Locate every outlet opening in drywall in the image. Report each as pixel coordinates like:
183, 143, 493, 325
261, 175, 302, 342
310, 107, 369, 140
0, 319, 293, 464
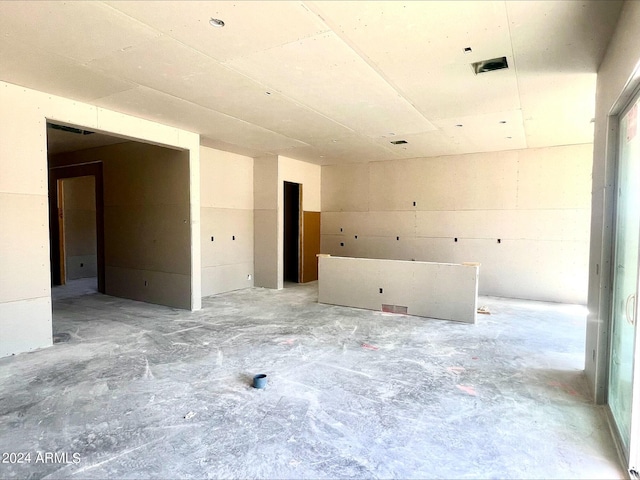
471, 56, 508, 74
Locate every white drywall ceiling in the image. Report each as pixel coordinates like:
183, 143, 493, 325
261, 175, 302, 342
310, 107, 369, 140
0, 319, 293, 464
0, 1, 622, 164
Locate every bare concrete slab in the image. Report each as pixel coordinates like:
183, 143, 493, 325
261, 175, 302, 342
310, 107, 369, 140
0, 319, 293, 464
0, 278, 624, 479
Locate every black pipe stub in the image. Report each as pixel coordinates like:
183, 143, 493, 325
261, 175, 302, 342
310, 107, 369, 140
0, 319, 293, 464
252, 374, 267, 389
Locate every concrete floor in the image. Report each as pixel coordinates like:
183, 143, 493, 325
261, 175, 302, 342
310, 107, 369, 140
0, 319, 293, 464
0, 279, 625, 479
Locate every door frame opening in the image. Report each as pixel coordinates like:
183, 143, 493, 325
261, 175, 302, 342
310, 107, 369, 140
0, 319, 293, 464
48, 163, 105, 293
283, 181, 302, 284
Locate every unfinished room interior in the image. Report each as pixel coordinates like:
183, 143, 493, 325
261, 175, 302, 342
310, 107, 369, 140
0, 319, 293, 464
1, 0, 639, 478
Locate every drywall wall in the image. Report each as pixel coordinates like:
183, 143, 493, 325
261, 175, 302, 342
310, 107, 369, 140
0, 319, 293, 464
254, 155, 321, 289
254, 155, 279, 289
200, 146, 254, 296
62, 176, 97, 280
586, 0, 640, 403
51, 142, 192, 309
318, 255, 479, 323
0, 81, 200, 358
321, 144, 592, 304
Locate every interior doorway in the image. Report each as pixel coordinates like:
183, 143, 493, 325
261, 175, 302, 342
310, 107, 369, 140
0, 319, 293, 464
48, 163, 105, 293
46, 121, 194, 310
57, 176, 98, 287
283, 181, 302, 283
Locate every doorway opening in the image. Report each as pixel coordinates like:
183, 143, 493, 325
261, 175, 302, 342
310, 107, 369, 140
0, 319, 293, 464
47, 122, 113, 295
53, 175, 100, 295
48, 164, 105, 295
47, 120, 194, 312
283, 181, 302, 284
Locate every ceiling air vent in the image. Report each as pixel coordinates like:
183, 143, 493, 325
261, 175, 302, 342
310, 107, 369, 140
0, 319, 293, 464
390, 140, 408, 145
471, 56, 508, 74
47, 123, 95, 135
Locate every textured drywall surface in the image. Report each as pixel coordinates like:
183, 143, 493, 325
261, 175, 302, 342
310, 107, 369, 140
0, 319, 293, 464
0, 85, 51, 357
321, 144, 592, 304
0, 279, 624, 479
586, 1, 640, 403
0, 81, 200, 357
253, 156, 279, 289
319, 256, 478, 323
200, 147, 254, 296
62, 176, 97, 280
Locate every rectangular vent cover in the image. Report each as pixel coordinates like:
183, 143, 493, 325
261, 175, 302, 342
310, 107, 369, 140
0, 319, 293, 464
382, 304, 408, 314
472, 56, 508, 74
47, 123, 95, 135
